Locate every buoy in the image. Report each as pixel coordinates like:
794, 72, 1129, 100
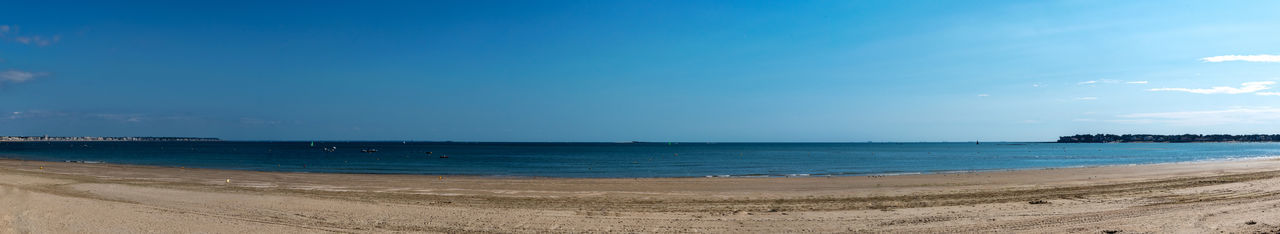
438, 176, 443, 180
226, 179, 231, 183
39, 166, 44, 170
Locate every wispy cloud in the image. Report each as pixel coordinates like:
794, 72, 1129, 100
14, 35, 59, 46
977, 94, 990, 97
0, 24, 60, 46
1148, 81, 1274, 95
1075, 97, 1098, 101
1112, 107, 1280, 125
5, 110, 294, 126
0, 69, 47, 85
1201, 54, 1280, 63
239, 117, 284, 125
1078, 79, 1142, 86
7, 110, 170, 123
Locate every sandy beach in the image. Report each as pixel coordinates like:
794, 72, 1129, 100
5, 158, 1280, 233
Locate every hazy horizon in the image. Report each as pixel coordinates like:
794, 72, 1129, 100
4, 1, 1280, 142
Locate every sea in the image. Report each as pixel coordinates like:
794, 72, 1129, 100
2, 141, 1280, 178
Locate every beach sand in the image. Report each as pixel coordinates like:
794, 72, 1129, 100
6, 159, 1280, 233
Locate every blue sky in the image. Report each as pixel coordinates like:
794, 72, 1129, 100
3, 1, 1280, 142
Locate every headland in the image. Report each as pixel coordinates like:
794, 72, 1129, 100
1058, 134, 1280, 143
0, 136, 221, 142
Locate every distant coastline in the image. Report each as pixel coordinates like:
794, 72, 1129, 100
0, 136, 220, 142
1057, 134, 1280, 143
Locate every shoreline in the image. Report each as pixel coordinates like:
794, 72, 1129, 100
6, 157, 1280, 199
8, 158, 1280, 232
10, 153, 1280, 179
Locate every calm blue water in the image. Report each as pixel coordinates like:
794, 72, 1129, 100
2, 141, 1280, 178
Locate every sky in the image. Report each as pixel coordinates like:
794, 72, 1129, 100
3, 1, 1280, 142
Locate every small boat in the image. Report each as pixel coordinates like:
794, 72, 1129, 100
361, 149, 378, 153
323, 147, 337, 152
439, 155, 448, 158
425, 151, 433, 154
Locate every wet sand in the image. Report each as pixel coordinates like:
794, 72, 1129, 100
5, 158, 1280, 233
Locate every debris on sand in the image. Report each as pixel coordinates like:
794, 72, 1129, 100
1028, 200, 1051, 205
1246, 220, 1257, 225
1101, 230, 1122, 234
